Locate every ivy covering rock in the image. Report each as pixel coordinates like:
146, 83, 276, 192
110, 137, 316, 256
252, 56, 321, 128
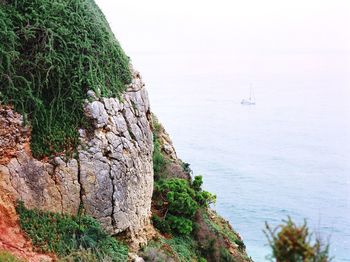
0, 0, 131, 158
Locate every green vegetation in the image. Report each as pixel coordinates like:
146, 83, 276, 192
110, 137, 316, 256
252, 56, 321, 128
149, 116, 252, 261
151, 117, 215, 236
152, 115, 167, 179
151, 116, 166, 179
152, 134, 166, 178
141, 236, 202, 262
152, 177, 215, 236
16, 201, 128, 261
0, 0, 131, 158
202, 211, 245, 250
163, 236, 199, 261
264, 217, 331, 262
0, 251, 23, 262
220, 248, 235, 262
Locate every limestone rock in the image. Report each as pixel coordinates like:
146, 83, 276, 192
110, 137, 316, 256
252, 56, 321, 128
0, 68, 154, 248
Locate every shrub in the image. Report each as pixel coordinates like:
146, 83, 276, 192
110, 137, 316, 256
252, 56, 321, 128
264, 217, 331, 262
155, 178, 198, 217
192, 175, 203, 191
195, 190, 216, 208
0, 0, 131, 158
192, 176, 216, 207
16, 201, 128, 261
153, 177, 216, 236
166, 215, 193, 235
152, 178, 197, 235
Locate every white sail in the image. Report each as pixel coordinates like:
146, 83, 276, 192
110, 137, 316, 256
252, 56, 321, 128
241, 85, 256, 105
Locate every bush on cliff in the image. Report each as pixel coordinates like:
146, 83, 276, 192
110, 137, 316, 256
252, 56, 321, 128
0, 0, 131, 158
16, 201, 128, 261
152, 177, 215, 236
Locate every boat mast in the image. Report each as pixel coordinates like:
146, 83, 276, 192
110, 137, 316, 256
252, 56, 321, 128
249, 84, 252, 101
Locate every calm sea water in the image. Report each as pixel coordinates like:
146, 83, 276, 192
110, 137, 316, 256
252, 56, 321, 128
132, 52, 350, 261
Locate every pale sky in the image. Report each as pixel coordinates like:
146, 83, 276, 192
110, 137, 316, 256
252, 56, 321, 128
95, 0, 350, 56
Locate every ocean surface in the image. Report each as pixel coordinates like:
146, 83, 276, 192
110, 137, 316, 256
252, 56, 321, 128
131, 52, 350, 261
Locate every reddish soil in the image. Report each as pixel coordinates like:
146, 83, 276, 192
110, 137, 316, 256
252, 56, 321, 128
0, 189, 53, 261
0, 105, 53, 260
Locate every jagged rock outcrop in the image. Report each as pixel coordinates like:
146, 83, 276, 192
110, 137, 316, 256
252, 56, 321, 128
157, 128, 177, 161
0, 69, 154, 248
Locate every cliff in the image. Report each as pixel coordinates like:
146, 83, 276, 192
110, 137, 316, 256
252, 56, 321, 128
0, 0, 251, 261
0, 68, 154, 250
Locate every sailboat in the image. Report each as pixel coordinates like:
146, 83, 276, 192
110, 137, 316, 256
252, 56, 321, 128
241, 85, 256, 105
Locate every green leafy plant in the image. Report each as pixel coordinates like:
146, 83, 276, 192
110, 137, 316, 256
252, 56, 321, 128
264, 217, 331, 262
152, 177, 215, 236
16, 201, 128, 261
192, 176, 216, 207
152, 178, 197, 235
156, 178, 198, 217
0, 0, 131, 158
195, 189, 216, 208
166, 215, 193, 235
192, 175, 203, 191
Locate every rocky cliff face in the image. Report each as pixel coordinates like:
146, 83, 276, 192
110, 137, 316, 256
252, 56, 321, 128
0, 69, 154, 249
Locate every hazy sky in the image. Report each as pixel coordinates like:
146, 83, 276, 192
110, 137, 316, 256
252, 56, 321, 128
95, 0, 350, 87
95, 0, 350, 55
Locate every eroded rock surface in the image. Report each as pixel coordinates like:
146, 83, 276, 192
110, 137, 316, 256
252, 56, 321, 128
0, 69, 154, 247
80, 69, 154, 241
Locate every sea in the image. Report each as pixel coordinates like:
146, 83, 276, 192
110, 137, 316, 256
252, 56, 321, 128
131, 52, 350, 261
